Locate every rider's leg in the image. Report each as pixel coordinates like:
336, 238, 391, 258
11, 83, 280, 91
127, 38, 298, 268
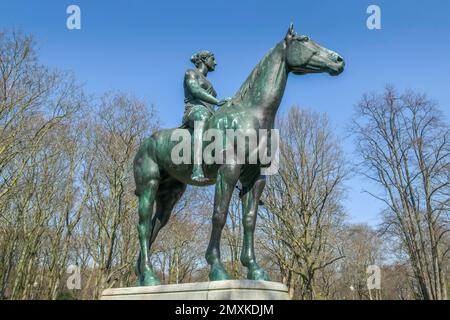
192, 120, 207, 181
190, 108, 211, 182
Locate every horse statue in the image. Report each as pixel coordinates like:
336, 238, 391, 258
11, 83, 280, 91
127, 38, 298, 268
133, 24, 345, 286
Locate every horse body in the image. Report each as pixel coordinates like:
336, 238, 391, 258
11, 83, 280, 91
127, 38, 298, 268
133, 25, 345, 286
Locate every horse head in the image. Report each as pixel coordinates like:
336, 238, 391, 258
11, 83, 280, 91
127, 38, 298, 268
285, 23, 345, 76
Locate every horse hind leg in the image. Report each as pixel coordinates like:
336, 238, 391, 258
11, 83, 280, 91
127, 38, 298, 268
135, 169, 186, 286
134, 152, 161, 286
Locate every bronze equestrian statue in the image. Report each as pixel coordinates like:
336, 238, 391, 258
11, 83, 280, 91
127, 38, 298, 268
133, 24, 345, 286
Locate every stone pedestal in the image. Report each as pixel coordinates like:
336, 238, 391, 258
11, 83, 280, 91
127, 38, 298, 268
100, 280, 289, 300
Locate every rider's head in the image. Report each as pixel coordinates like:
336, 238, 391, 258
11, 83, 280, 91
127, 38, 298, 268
191, 50, 216, 72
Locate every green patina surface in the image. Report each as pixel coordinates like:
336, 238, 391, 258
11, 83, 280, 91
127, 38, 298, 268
133, 24, 345, 285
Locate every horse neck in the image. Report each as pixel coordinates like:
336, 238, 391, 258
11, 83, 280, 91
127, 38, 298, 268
234, 41, 288, 129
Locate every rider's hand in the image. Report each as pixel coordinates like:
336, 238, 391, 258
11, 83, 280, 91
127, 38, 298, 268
217, 97, 232, 106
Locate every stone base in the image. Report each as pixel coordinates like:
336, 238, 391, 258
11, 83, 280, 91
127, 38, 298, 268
100, 280, 289, 300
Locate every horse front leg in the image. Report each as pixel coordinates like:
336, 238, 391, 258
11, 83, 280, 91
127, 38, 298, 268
240, 175, 270, 281
205, 164, 240, 281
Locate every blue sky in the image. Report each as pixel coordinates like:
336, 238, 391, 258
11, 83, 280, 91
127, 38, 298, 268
1, 0, 449, 226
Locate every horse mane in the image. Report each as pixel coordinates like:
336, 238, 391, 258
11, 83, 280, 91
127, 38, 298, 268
232, 45, 277, 104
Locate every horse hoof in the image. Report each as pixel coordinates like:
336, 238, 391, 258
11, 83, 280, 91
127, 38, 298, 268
141, 271, 161, 286
247, 267, 270, 281
209, 265, 231, 281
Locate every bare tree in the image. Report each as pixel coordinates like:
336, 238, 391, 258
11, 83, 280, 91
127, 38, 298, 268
0, 30, 86, 299
336, 224, 384, 300
81, 92, 158, 298
352, 86, 450, 300
260, 106, 347, 299
0, 31, 82, 203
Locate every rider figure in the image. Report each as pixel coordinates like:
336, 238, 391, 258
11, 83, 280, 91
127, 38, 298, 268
183, 50, 229, 183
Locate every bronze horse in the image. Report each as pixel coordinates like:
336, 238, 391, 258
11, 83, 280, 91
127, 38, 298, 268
133, 24, 344, 285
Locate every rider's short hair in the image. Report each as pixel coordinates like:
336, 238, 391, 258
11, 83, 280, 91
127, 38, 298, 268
190, 51, 214, 68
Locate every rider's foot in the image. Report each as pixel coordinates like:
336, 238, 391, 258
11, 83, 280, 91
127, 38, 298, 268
191, 166, 211, 183
191, 173, 211, 183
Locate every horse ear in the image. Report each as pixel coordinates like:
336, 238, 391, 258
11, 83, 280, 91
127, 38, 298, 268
285, 23, 295, 41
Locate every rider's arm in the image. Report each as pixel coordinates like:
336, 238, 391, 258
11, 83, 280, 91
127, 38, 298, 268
185, 71, 220, 105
